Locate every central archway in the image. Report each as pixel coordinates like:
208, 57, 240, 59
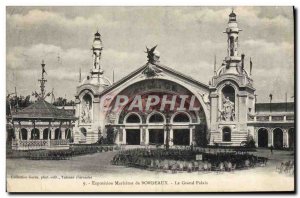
105, 79, 209, 146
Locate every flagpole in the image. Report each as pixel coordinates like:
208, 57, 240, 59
250, 57, 252, 75
285, 92, 288, 112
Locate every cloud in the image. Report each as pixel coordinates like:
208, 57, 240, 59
172, 7, 292, 28
243, 39, 293, 54
7, 9, 117, 30
6, 7, 294, 103
6, 43, 144, 97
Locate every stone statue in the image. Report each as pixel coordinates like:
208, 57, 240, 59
219, 96, 235, 121
142, 45, 162, 77
145, 45, 160, 63
81, 101, 92, 123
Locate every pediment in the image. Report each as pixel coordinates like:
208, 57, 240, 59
100, 62, 209, 97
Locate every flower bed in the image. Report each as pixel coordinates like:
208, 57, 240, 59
111, 148, 268, 172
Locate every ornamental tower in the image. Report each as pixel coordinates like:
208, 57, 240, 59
222, 10, 243, 75
74, 30, 112, 144
91, 31, 104, 75
209, 10, 256, 146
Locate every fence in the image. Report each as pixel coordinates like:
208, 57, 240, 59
11, 139, 70, 150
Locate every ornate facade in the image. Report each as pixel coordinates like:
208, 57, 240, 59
73, 11, 294, 148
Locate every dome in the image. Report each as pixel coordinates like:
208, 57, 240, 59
94, 31, 101, 37
229, 11, 237, 22
81, 74, 111, 87
229, 12, 236, 17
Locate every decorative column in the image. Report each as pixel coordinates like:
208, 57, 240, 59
283, 129, 288, 148
140, 126, 146, 146
268, 129, 273, 147
210, 93, 219, 131
51, 128, 55, 139
27, 129, 31, 140
190, 126, 195, 146
117, 127, 123, 145
39, 129, 43, 140
15, 127, 20, 140
145, 128, 149, 145
169, 128, 174, 146
62, 128, 66, 140
254, 128, 258, 147
164, 129, 167, 145
122, 127, 126, 144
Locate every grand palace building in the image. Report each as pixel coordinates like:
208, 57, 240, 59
9, 11, 294, 150
72, 11, 295, 149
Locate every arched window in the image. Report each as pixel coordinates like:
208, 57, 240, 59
222, 85, 235, 104
222, 127, 231, 142
173, 113, 190, 123
20, 128, 28, 140
43, 128, 51, 140
55, 128, 62, 140
31, 128, 40, 140
126, 113, 141, 123
65, 128, 72, 139
230, 36, 234, 56
257, 128, 268, 148
149, 113, 164, 123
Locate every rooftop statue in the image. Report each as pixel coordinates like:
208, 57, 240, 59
143, 45, 162, 77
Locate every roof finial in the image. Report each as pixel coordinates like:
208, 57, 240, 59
214, 54, 217, 76
36, 60, 49, 100
145, 45, 160, 63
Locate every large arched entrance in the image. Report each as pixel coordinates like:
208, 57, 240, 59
104, 79, 208, 147
148, 112, 165, 145
257, 128, 268, 148
172, 112, 191, 146
125, 113, 141, 145
288, 128, 294, 149
273, 128, 283, 149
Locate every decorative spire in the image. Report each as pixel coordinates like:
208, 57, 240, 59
79, 68, 82, 82
214, 54, 217, 75
229, 8, 236, 22
92, 30, 103, 75
34, 60, 51, 100
39, 60, 47, 98
250, 57, 253, 75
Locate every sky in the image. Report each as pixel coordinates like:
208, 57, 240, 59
6, 6, 294, 103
